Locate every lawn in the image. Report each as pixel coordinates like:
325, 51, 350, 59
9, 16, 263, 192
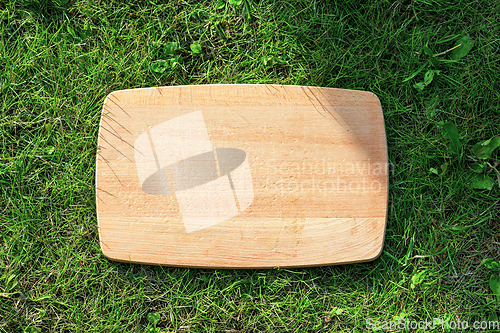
1, 0, 499, 331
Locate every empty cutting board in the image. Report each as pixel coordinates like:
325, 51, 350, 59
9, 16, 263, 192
96, 84, 388, 268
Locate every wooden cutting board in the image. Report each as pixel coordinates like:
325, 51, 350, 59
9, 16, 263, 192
96, 84, 388, 268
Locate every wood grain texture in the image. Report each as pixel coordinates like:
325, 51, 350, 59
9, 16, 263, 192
96, 84, 388, 268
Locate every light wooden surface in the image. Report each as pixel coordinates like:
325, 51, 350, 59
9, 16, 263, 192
96, 84, 388, 268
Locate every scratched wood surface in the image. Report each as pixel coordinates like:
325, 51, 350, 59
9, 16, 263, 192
96, 84, 388, 268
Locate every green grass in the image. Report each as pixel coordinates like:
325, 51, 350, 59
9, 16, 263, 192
1, 0, 499, 331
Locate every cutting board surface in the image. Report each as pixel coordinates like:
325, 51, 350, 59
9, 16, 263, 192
96, 84, 388, 268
